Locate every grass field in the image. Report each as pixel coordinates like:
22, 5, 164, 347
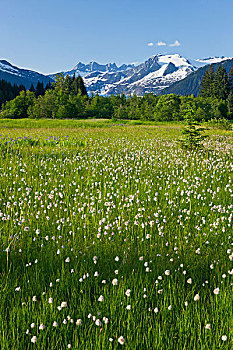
0, 120, 233, 349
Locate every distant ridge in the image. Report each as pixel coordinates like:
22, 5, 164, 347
160, 58, 233, 97
0, 60, 54, 89
0, 55, 232, 95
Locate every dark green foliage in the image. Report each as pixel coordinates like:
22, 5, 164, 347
199, 65, 215, 98
206, 117, 232, 130
180, 105, 207, 150
213, 65, 230, 100
1, 91, 36, 118
72, 74, 88, 96
228, 67, 233, 89
154, 94, 180, 121
1, 70, 233, 121
0, 79, 26, 106
227, 91, 233, 119
35, 81, 45, 97
29, 83, 35, 93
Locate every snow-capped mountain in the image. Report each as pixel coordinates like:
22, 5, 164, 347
0, 60, 53, 88
161, 58, 233, 97
0, 60, 53, 89
54, 54, 231, 96
1, 55, 232, 95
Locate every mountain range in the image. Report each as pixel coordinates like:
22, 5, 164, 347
0, 60, 52, 88
1, 54, 233, 96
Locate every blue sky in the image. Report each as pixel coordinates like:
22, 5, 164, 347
1, 0, 233, 74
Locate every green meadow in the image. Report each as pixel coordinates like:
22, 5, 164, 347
0, 120, 232, 349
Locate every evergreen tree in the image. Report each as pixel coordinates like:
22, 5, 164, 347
35, 81, 45, 97
45, 82, 52, 91
76, 75, 88, 96
227, 91, 233, 119
213, 65, 230, 100
228, 66, 233, 91
199, 65, 215, 98
0, 79, 26, 107
64, 75, 73, 94
29, 83, 35, 93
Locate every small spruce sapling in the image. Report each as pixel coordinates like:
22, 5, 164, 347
180, 105, 207, 150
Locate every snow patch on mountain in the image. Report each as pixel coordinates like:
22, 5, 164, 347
1, 54, 232, 95
71, 54, 232, 95
157, 54, 192, 67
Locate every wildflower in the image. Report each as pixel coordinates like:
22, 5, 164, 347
39, 323, 45, 330
67, 345, 72, 349
168, 305, 172, 310
76, 319, 82, 326
103, 317, 109, 324
112, 278, 118, 286
53, 321, 58, 327
154, 307, 159, 313
98, 295, 104, 302
205, 324, 211, 330
115, 256, 119, 261
31, 323, 36, 328
194, 294, 200, 301
95, 319, 102, 326
125, 289, 131, 297
165, 270, 170, 276
48, 298, 53, 304
213, 288, 220, 295
126, 305, 131, 310
61, 301, 67, 308
31, 336, 37, 343
187, 278, 192, 284
221, 335, 227, 341
118, 336, 125, 345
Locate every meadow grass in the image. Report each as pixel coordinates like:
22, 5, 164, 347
0, 121, 233, 349
0, 118, 177, 129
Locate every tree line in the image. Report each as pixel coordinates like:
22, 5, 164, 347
1, 67, 233, 121
0, 79, 52, 107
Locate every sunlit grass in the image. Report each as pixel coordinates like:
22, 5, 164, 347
0, 122, 232, 349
